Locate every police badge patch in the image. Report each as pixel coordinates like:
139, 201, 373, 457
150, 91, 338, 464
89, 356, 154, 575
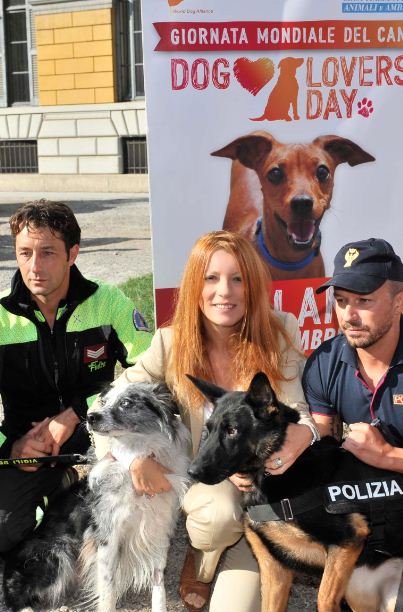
133, 309, 150, 332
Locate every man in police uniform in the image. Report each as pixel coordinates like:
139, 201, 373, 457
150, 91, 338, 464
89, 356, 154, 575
0, 199, 151, 553
303, 238, 403, 471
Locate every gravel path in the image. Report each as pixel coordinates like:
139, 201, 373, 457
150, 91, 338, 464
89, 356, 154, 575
0, 193, 317, 611
0, 193, 152, 290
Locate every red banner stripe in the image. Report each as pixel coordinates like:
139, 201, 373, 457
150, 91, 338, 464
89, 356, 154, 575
154, 21, 403, 52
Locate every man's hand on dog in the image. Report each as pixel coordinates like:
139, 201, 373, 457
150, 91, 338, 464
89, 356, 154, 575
343, 422, 394, 469
129, 456, 173, 497
265, 423, 313, 475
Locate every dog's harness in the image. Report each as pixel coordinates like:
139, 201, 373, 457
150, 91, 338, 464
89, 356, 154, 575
255, 218, 321, 272
247, 475, 403, 555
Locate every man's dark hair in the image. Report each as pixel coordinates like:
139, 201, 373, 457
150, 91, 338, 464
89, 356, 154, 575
9, 199, 81, 253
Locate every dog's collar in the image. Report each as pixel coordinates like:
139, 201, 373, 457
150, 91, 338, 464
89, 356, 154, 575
255, 218, 321, 272
247, 487, 323, 523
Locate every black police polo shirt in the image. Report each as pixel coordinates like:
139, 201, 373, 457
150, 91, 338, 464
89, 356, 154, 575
303, 317, 403, 447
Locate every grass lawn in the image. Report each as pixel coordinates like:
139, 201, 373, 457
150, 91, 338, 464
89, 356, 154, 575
119, 273, 155, 333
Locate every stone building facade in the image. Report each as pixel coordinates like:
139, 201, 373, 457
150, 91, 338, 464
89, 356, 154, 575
0, 0, 148, 192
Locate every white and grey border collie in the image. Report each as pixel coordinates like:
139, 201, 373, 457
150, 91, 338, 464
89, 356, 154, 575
4, 382, 191, 612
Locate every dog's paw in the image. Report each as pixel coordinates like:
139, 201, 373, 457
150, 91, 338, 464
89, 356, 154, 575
357, 98, 374, 118
151, 584, 167, 612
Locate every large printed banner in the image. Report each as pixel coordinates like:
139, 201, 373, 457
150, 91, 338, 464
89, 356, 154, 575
141, 0, 403, 352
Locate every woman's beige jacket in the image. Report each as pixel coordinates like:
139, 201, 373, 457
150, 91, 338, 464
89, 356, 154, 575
92, 311, 314, 458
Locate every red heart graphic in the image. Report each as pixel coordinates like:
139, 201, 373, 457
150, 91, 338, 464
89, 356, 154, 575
233, 58, 275, 96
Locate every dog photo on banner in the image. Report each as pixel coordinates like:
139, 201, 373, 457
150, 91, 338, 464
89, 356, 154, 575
143, 0, 401, 355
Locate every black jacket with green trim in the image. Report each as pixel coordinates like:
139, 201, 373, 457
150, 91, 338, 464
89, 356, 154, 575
0, 265, 151, 457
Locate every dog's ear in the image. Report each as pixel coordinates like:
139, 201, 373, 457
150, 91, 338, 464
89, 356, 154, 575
314, 135, 375, 167
153, 382, 180, 416
211, 132, 276, 170
245, 372, 278, 415
186, 374, 226, 405
278, 57, 304, 69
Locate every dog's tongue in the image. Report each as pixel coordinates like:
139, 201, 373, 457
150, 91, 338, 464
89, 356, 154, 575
288, 220, 315, 244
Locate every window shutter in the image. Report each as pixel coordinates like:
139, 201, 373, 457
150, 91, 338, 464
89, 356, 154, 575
0, 3, 7, 107
27, 3, 38, 105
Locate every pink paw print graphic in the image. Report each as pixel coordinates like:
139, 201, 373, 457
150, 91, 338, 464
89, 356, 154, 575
357, 98, 374, 118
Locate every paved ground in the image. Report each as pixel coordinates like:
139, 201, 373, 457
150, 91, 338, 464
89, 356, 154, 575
0, 193, 318, 611
0, 193, 152, 290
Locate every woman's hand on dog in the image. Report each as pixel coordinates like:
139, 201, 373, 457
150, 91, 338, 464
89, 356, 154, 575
229, 472, 254, 492
264, 423, 313, 475
129, 456, 173, 496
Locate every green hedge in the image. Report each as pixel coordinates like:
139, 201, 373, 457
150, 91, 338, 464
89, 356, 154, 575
119, 273, 155, 333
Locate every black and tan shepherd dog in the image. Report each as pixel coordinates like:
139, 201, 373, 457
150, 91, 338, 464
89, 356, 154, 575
188, 373, 403, 612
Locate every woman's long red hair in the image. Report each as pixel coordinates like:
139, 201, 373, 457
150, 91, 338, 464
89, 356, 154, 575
166, 231, 294, 410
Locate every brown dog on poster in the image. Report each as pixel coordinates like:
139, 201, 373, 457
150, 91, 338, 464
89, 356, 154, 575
212, 132, 375, 281
251, 57, 304, 122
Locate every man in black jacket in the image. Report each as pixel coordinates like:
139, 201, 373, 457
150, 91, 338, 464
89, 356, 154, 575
0, 199, 151, 553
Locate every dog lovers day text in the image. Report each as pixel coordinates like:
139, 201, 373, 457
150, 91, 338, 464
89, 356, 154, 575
170, 54, 402, 120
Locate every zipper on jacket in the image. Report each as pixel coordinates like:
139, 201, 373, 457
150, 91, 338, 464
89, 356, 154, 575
50, 328, 65, 412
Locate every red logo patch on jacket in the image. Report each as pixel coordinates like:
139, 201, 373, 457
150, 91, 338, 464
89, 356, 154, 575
393, 395, 403, 405
84, 344, 107, 363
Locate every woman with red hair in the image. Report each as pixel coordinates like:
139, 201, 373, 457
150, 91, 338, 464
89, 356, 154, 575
94, 231, 318, 611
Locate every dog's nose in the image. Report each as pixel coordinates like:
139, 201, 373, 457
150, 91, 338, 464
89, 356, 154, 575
87, 412, 102, 425
291, 195, 313, 216
187, 465, 201, 480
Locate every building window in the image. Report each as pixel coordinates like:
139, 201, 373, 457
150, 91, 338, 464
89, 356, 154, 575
0, 0, 37, 106
0, 140, 38, 173
117, 0, 144, 100
122, 137, 147, 174
5, 0, 29, 103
